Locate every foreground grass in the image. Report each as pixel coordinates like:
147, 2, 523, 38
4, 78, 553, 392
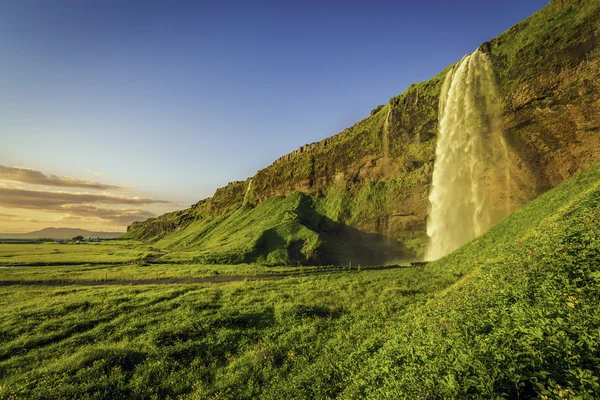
344, 165, 600, 398
0, 267, 433, 400
0, 260, 386, 283
1, 164, 599, 399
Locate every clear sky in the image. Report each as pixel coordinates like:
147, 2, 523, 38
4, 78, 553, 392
1, 0, 549, 233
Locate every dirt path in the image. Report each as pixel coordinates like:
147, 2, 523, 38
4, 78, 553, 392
0, 274, 288, 287
145, 250, 165, 263
0, 264, 416, 287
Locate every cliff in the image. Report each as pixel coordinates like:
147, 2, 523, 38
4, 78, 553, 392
123, 0, 600, 265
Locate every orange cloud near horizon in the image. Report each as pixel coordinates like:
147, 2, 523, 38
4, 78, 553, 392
0, 166, 176, 233
0, 165, 125, 191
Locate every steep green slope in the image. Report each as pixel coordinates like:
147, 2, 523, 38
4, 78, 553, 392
125, 0, 600, 264
154, 192, 410, 265
341, 166, 600, 399
2, 165, 599, 399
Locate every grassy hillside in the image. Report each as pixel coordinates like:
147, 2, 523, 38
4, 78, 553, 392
1, 162, 599, 399
150, 192, 410, 265
344, 162, 600, 398
124, 0, 600, 264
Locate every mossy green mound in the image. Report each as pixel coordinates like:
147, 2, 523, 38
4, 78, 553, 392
151, 192, 411, 266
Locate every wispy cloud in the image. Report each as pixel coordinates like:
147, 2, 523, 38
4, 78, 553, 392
0, 213, 18, 218
0, 188, 168, 225
0, 188, 168, 209
0, 167, 171, 228
0, 166, 123, 190
0, 213, 42, 223
0, 188, 163, 225
59, 205, 156, 225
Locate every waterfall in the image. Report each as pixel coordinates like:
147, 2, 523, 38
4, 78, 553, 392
382, 108, 391, 161
425, 50, 510, 261
243, 179, 253, 205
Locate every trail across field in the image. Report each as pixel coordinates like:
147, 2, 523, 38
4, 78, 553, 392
0, 264, 411, 287
0, 274, 278, 286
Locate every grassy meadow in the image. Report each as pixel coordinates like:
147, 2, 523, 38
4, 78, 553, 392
0, 242, 152, 266
0, 163, 599, 398
0, 241, 372, 283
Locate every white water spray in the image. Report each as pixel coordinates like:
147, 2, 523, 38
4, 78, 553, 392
425, 50, 510, 261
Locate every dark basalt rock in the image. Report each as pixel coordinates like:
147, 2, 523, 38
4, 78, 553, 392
478, 41, 492, 54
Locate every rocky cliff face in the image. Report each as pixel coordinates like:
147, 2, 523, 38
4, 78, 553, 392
492, 0, 600, 199
125, 0, 600, 263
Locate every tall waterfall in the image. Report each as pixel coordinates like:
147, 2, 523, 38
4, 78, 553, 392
425, 50, 510, 261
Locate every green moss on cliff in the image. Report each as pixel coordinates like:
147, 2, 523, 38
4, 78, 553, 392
154, 192, 413, 266
316, 168, 428, 242
491, 0, 600, 100
125, 0, 600, 266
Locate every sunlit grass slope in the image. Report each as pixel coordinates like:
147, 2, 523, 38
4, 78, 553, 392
342, 162, 600, 398
153, 192, 409, 266
0, 163, 599, 399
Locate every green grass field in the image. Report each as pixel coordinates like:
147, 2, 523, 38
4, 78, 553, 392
0, 241, 382, 283
1, 163, 599, 399
0, 241, 151, 266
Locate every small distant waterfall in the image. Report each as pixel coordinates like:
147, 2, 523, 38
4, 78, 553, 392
382, 109, 391, 161
425, 50, 510, 261
243, 179, 253, 204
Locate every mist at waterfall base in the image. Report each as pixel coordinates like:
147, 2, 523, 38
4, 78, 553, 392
425, 49, 511, 262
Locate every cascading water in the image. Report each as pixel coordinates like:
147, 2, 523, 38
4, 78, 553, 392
425, 49, 511, 261
243, 178, 253, 205
383, 108, 391, 162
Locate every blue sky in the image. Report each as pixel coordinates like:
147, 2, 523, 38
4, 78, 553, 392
0, 0, 549, 231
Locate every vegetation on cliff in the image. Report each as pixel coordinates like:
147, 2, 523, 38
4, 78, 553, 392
2, 161, 599, 399
2, 1, 600, 398
123, 0, 600, 266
